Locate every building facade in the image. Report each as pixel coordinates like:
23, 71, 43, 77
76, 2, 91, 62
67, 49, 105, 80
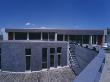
0, 28, 105, 72
6, 28, 104, 45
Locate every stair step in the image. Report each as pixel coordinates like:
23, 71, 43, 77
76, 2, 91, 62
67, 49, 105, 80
69, 43, 81, 75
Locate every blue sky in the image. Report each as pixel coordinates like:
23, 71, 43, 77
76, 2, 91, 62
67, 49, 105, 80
0, 0, 109, 29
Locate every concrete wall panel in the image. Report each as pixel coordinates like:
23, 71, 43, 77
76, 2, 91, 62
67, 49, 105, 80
0, 41, 68, 72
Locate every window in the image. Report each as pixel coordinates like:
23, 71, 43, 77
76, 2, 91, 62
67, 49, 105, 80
25, 48, 31, 70
83, 35, 89, 44
65, 35, 68, 41
49, 32, 55, 41
58, 55, 61, 66
15, 32, 27, 40
42, 48, 47, 68
29, 32, 41, 40
57, 47, 62, 66
50, 55, 54, 67
8, 32, 13, 40
97, 35, 103, 45
57, 34, 63, 41
50, 48, 55, 67
57, 47, 62, 53
69, 35, 75, 41
42, 32, 48, 40
75, 35, 82, 43
26, 56, 31, 70
50, 48, 55, 54
92, 35, 97, 44
25, 49, 31, 55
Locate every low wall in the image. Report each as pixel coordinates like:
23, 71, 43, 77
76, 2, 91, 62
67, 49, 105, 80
99, 52, 110, 82
0, 66, 75, 82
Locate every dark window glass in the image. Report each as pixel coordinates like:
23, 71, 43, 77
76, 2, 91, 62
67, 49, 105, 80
57, 34, 63, 41
50, 48, 55, 53
25, 48, 31, 70
15, 32, 27, 40
83, 35, 89, 44
26, 56, 31, 70
29, 32, 41, 40
97, 35, 103, 45
25, 49, 31, 55
42, 48, 47, 62
58, 55, 61, 66
42, 32, 48, 40
107, 29, 110, 34
50, 55, 54, 67
42, 48, 47, 68
49, 32, 55, 41
92, 35, 97, 44
69, 35, 75, 41
8, 32, 13, 40
65, 35, 68, 41
57, 47, 62, 53
76, 35, 82, 43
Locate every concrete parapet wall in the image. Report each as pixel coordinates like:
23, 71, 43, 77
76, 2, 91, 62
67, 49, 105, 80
0, 66, 75, 82
99, 52, 110, 82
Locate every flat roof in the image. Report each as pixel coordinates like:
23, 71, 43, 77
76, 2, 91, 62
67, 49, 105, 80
5, 28, 104, 35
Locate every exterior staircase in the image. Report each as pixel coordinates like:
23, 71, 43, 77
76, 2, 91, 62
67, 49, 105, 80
69, 42, 81, 75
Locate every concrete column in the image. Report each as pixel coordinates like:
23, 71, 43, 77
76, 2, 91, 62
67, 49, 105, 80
103, 35, 106, 43
47, 48, 50, 69
5, 32, 8, 40
13, 32, 15, 40
55, 32, 57, 41
41, 32, 42, 41
89, 35, 92, 45
54, 48, 57, 68
103, 29, 107, 43
27, 32, 29, 40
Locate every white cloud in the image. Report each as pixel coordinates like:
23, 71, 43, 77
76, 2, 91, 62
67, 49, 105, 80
25, 22, 31, 26
40, 26, 46, 29
25, 22, 36, 27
